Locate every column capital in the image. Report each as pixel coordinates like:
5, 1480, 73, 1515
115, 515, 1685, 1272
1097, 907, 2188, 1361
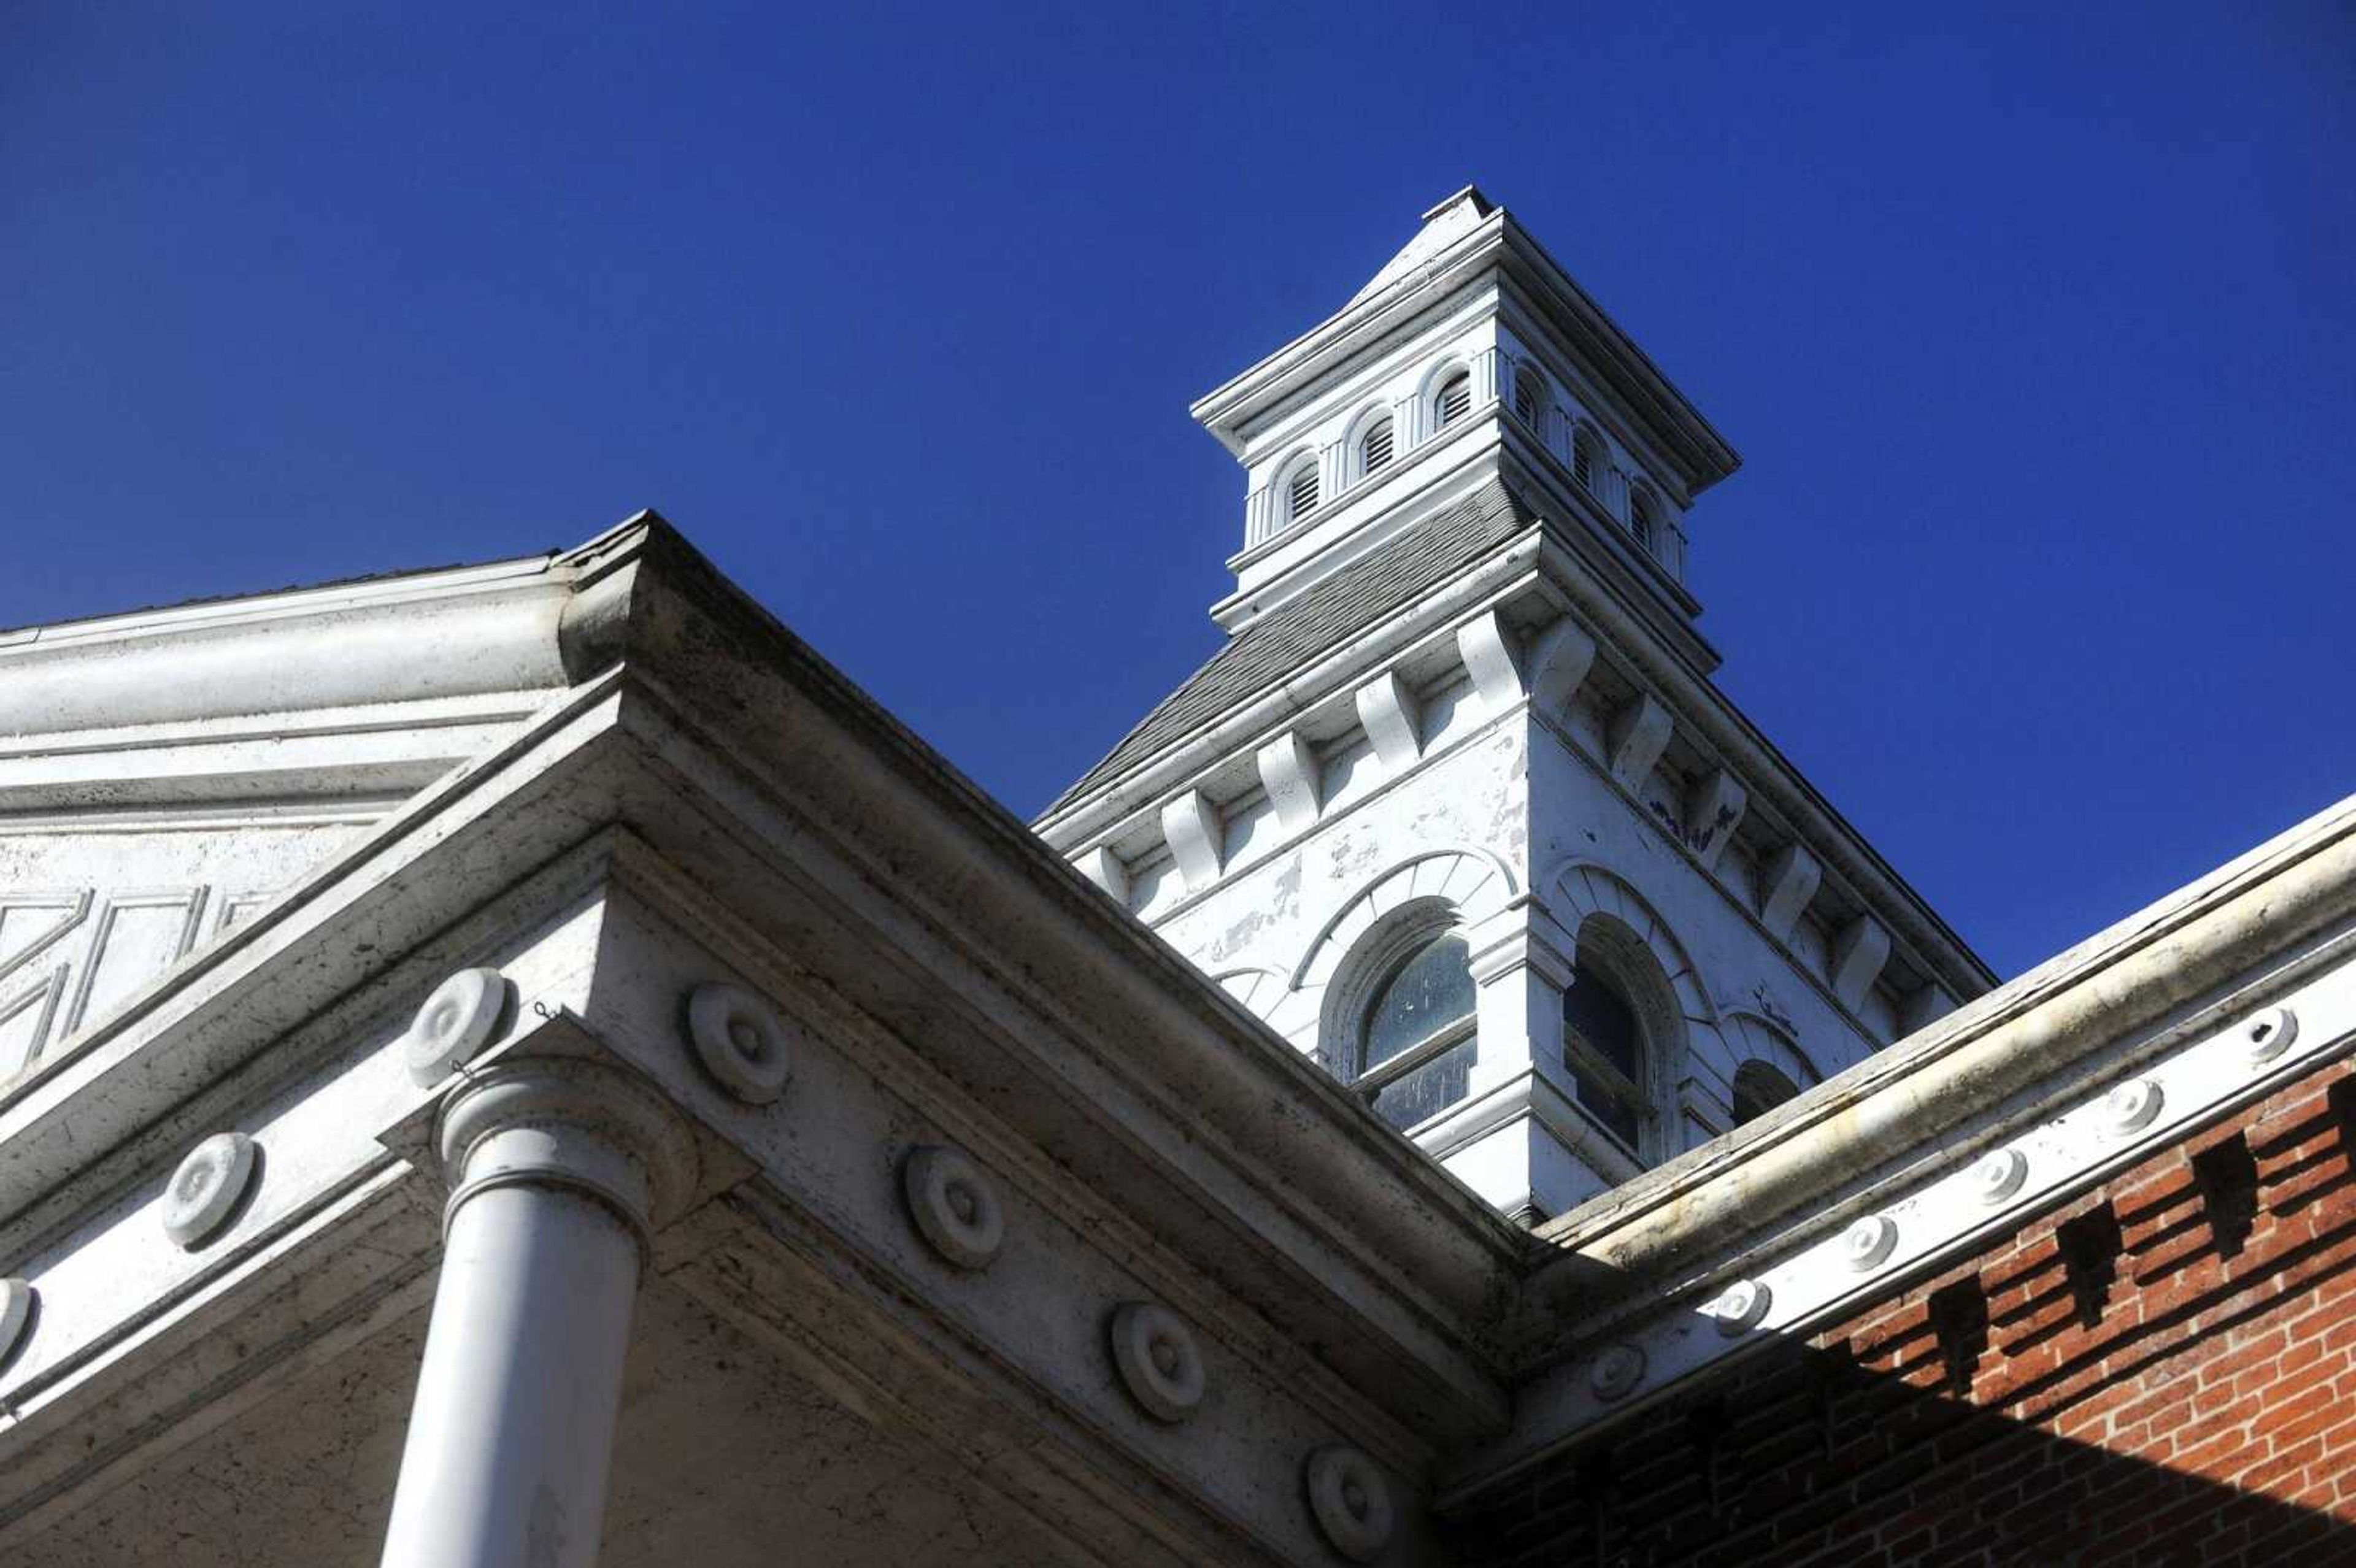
435, 1056, 703, 1242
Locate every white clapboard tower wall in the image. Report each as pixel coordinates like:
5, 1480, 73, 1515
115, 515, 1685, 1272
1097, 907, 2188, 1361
1036, 186, 1993, 1222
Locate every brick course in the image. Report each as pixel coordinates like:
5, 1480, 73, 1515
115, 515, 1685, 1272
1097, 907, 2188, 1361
1452, 1061, 2356, 1566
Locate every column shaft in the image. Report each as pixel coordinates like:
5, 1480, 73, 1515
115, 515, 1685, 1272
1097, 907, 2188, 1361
380, 1182, 644, 1568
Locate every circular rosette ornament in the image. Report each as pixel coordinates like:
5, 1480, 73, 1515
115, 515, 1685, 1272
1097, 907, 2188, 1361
162, 1132, 259, 1250
1304, 1446, 1395, 1563
2101, 1078, 2164, 1140
1704, 1279, 1772, 1337
2242, 1006, 2297, 1066
1841, 1213, 1898, 1272
403, 967, 512, 1086
1970, 1147, 2028, 1205
685, 983, 793, 1105
901, 1146, 1004, 1270
1108, 1301, 1206, 1423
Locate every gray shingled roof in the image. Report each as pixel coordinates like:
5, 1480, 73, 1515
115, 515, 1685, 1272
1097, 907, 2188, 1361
1047, 477, 1539, 813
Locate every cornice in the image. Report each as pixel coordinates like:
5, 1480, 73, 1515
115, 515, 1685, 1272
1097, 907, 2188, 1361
1034, 519, 1549, 850
1190, 203, 1739, 496
1455, 850, 2356, 1497
0, 516, 1531, 1435
1522, 518, 1995, 1000
1491, 213, 1741, 495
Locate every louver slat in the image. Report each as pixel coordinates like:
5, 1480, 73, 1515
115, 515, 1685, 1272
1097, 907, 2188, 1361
1288, 465, 1319, 520
1436, 374, 1472, 428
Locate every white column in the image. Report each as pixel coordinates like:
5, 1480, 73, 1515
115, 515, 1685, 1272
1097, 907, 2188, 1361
380, 1060, 696, 1568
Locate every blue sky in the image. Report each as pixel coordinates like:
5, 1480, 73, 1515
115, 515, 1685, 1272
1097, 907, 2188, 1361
6, 4, 2350, 978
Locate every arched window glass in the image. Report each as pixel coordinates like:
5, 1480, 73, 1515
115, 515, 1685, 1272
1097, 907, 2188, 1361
1731, 1060, 1802, 1126
1512, 365, 1543, 426
1359, 418, 1394, 477
1434, 372, 1472, 430
1357, 934, 1477, 1131
1563, 955, 1646, 1150
1287, 461, 1320, 521
1572, 430, 1601, 493
1629, 489, 1657, 551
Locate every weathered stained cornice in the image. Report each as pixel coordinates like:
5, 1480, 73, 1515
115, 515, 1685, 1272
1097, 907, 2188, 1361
0, 515, 1530, 1454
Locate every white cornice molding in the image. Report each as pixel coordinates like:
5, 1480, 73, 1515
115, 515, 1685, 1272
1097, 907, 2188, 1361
0, 550, 563, 651
1459, 927, 2356, 1497
0, 689, 552, 816
1037, 525, 1547, 847
0, 558, 585, 741
1190, 200, 1738, 495
1521, 520, 1993, 999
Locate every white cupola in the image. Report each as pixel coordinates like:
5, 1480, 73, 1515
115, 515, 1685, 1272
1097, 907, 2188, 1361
1190, 186, 1739, 669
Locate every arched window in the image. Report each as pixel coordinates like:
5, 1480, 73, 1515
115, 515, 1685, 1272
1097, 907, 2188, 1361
1731, 1059, 1802, 1126
1286, 459, 1320, 522
1572, 429, 1603, 494
1434, 371, 1472, 431
1563, 955, 1647, 1151
1628, 488, 1658, 552
1512, 364, 1544, 427
1357, 934, 1478, 1131
1358, 417, 1395, 478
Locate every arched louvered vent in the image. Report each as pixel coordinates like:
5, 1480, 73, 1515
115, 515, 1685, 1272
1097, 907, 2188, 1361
1288, 463, 1320, 521
1360, 420, 1394, 477
1435, 372, 1472, 429
1513, 365, 1543, 426
1573, 431, 1600, 492
1630, 489, 1657, 551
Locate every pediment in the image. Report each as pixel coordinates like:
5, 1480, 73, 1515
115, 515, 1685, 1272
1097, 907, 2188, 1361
0, 815, 376, 1078
0, 547, 604, 1077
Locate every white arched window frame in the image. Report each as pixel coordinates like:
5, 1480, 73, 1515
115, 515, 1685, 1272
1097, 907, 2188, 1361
1348, 405, 1396, 484
1511, 362, 1547, 429
1561, 915, 1688, 1163
1320, 899, 1479, 1133
1571, 423, 1606, 496
1430, 366, 1474, 432
1628, 485, 1661, 555
1720, 1012, 1820, 1128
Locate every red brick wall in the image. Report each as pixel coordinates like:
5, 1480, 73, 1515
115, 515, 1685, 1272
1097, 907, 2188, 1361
1451, 1057, 2356, 1566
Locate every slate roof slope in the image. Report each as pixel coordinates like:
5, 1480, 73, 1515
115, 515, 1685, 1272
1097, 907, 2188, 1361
1047, 478, 1538, 813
